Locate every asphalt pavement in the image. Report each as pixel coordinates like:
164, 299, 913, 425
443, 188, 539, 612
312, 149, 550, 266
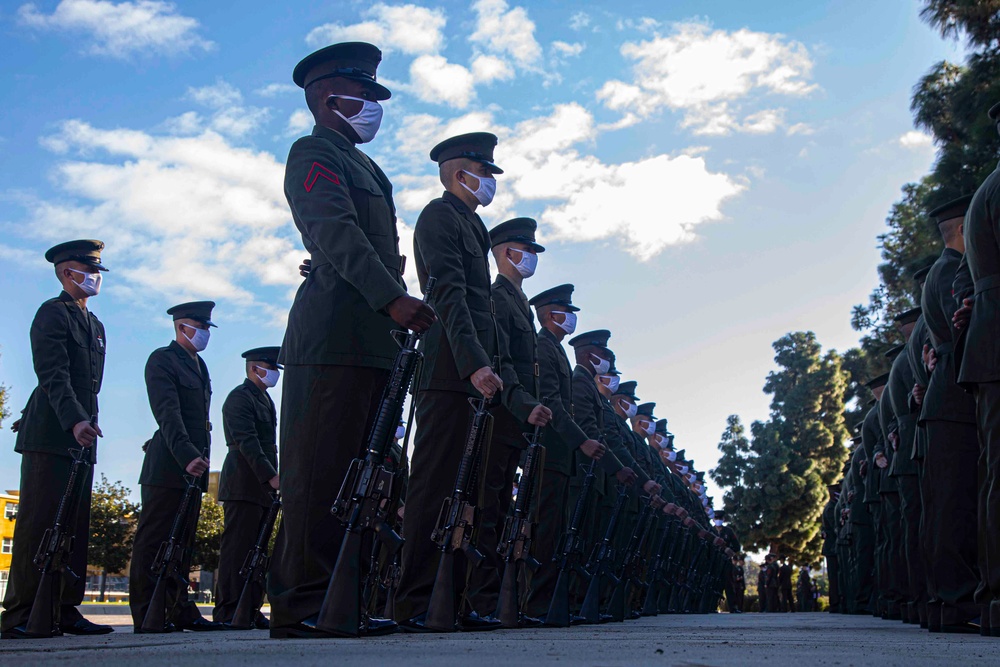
1, 609, 996, 666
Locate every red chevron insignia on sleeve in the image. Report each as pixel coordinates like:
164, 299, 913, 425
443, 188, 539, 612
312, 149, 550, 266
304, 162, 341, 192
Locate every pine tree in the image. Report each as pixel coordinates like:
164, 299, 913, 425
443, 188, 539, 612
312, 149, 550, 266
710, 415, 753, 536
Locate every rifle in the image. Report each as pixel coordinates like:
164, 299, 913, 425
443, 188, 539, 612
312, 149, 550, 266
579, 484, 628, 624
607, 496, 657, 622
140, 452, 205, 632
228, 491, 282, 629
678, 528, 710, 613
494, 421, 546, 628
642, 506, 679, 616
423, 395, 494, 632
316, 278, 436, 636
666, 516, 696, 613
545, 458, 597, 627
25, 431, 95, 638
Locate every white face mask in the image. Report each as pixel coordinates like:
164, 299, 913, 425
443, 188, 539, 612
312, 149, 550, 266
256, 366, 280, 388
641, 421, 655, 436
460, 170, 497, 207
600, 374, 620, 393
621, 400, 638, 419
702, 497, 709, 507
666, 451, 677, 462
590, 354, 610, 375
553, 311, 577, 335
714, 519, 723, 527
68, 268, 102, 296
395, 425, 406, 440
183, 326, 210, 352
508, 249, 537, 278
330, 95, 383, 143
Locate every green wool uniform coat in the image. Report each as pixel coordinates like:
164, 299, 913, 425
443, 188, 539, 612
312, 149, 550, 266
218, 379, 278, 507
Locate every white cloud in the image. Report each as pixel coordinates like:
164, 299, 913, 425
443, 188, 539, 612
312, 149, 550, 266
26, 119, 300, 310
786, 122, 814, 136
389, 103, 744, 260
569, 11, 590, 31
615, 17, 661, 33
898, 130, 933, 149
407, 55, 476, 108
471, 54, 514, 84
255, 83, 299, 98
552, 41, 585, 58
286, 109, 313, 136
305, 3, 446, 56
598, 21, 817, 135
185, 81, 270, 138
470, 0, 542, 70
17, 0, 212, 58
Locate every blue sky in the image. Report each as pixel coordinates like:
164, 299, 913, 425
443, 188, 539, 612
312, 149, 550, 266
0, 0, 962, 501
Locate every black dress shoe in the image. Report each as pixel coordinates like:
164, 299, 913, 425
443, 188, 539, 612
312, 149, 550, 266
598, 613, 615, 624
253, 614, 270, 630
569, 614, 587, 626
629, 610, 641, 620
519, 614, 544, 629
270, 615, 338, 639
362, 617, 399, 636
460, 611, 503, 632
1, 624, 57, 639
942, 620, 980, 635
398, 615, 441, 634
134, 622, 177, 634
62, 618, 114, 635
178, 617, 227, 632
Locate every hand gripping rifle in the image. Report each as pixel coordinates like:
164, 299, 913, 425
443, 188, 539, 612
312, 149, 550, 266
423, 394, 494, 632
229, 490, 282, 629
495, 419, 546, 628
579, 483, 628, 624
315, 278, 436, 636
545, 458, 597, 627
25, 424, 96, 638
607, 495, 658, 622
140, 449, 206, 632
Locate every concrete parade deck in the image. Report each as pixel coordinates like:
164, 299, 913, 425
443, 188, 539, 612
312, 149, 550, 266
0, 607, 995, 666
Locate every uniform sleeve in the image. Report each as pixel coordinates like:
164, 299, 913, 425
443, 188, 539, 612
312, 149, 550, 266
30, 303, 88, 432
570, 372, 622, 473
537, 338, 587, 450
953, 252, 974, 302
145, 352, 202, 469
285, 138, 406, 312
224, 391, 277, 485
606, 411, 647, 483
494, 291, 537, 422
935, 256, 962, 345
415, 204, 491, 379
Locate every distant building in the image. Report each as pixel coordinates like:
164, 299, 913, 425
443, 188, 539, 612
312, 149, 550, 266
1, 490, 20, 601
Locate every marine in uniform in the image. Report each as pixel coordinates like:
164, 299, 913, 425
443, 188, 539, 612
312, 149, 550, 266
861, 375, 888, 616
714, 511, 742, 613
212, 347, 281, 628
129, 301, 224, 632
848, 436, 876, 615
1, 240, 112, 639
466, 217, 547, 619
821, 484, 841, 613
523, 285, 606, 620
268, 42, 434, 639
920, 195, 980, 633
394, 132, 550, 631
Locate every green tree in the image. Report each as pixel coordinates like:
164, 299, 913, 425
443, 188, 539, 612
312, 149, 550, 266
0, 349, 11, 427
89, 475, 140, 601
192, 494, 225, 574
710, 415, 753, 531
737, 333, 851, 564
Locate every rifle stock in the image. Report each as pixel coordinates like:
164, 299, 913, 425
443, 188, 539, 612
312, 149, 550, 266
230, 491, 281, 629
25, 443, 93, 638
316, 279, 435, 636
140, 472, 201, 633
580, 484, 628, 624
545, 459, 597, 628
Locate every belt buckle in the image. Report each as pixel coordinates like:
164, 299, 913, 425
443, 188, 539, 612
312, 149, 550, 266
206, 421, 213, 432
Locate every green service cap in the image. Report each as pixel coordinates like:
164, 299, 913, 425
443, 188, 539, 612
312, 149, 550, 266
529, 284, 579, 312
865, 373, 889, 389
45, 239, 108, 271
167, 301, 217, 327
613, 380, 639, 401
292, 41, 390, 99
893, 307, 921, 325
430, 132, 503, 174
929, 195, 973, 225
569, 329, 610, 348
637, 402, 656, 418
655, 418, 669, 436
490, 217, 544, 253
242, 346, 282, 369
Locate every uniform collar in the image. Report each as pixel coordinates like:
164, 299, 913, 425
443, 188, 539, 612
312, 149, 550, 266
943, 247, 962, 259
313, 124, 354, 148
242, 376, 270, 402
540, 326, 560, 345
169, 339, 205, 377
442, 190, 475, 219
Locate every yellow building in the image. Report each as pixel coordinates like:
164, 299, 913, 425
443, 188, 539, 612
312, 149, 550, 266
1, 490, 19, 601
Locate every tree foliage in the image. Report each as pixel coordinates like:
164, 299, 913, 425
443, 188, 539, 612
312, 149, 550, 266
0, 349, 11, 426
710, 415, 753, 522
192, 493, 225, 573
89, 475, 140, 588
717, 333, 850, 565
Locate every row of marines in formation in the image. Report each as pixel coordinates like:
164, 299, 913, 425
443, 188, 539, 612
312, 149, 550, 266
820, 100, 1000, 636
0, 40, 744, 640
